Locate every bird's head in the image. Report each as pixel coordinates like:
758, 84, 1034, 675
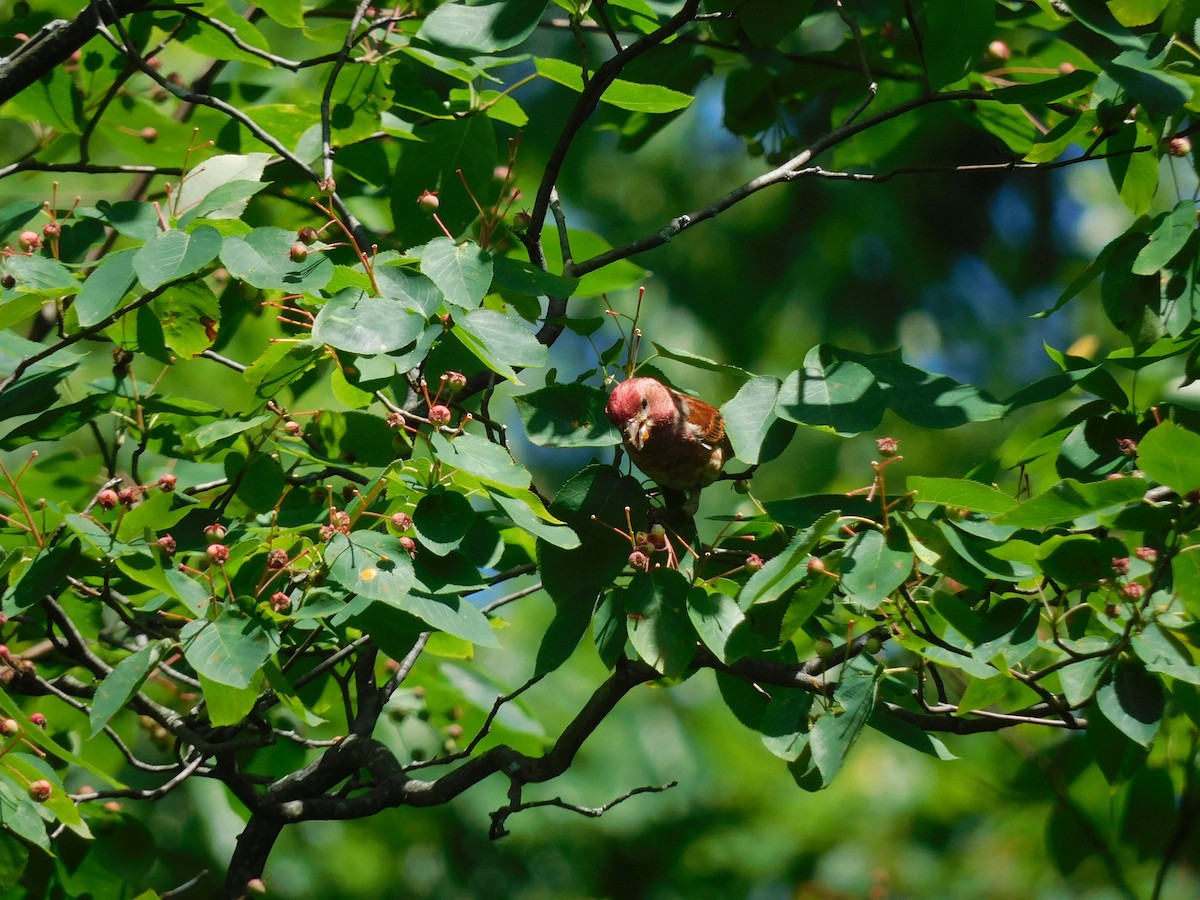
605, 377, 678, 450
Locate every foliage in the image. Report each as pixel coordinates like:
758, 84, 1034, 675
1, 1, 1200, 897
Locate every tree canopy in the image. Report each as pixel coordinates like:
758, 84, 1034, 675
1, 1, 1200, 897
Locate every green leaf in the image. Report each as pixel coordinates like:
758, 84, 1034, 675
776, 359, 883, 436
233, 453, 285, 513
739, 510, 840, 610
220, 227, 333, 292
687, 587, 749, 664
1105, 126, 1158, 216
75, 248, 137, 327
1096, 659, 1163, 748
326, 530, 416, 602
199, 673, 261, 727
89, 640, 172, 737
0, 685, 122, 787
455, 308, 548, 382
839, 529, 912, 609
1, 394, 114, 449
153, 280, 221, 358
535, 58, 694, 113
430, 431, 531, 489
907, 476, 1018, 514
1136, 421, 1200, 494
133, 225, 222, 291
1132, 200, 1197, 274
991, 69, 1097, 105
414, 489, 476, 556
809, 661, 880, 786
650, 344, 754, 380
181, 612, 277, 689
535, 465, 647, 670
419, 237, 494, 308
312, 290, 427, 355
1101, 57, 1192, 121
720, 375, 796, 466
923, 0, 994, 89
175, 153, 271, 219
418, 0, 549, 53
993, 477, 1146, 527
514, 383, 619, 448
622, 569, 697, 678
489, 489, 579, 550
491, 256, 578, 298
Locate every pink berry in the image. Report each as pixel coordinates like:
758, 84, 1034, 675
289, 242, 308, 263
157, 473, 177, 492
28, 780, 51, 802
270, 591, 291, 613
96, 489, 119, 510
1135, 546, 1158, 562
0, 719, 18, 736
391, 512, 413, 531
399, 536, 416, 556
29, 712, 46, 729
266, 549, 288, 570
140, 127, 158, 143
297, 226, 319, 245
745, 553, 764, 572
18, 230, 41, 251
628, 550, 650, 571
206, 544, 229, 564
204, 523, 227, 540
157, 535, 177, 556
428, 404, 452, 426
417, 190, 440, 212
42, 222, 60, 238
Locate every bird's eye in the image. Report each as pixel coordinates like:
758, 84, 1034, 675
640, 397, 649, 410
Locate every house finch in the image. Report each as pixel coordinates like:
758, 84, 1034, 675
605, 376, 731, 512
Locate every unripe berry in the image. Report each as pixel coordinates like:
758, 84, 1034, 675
814, 638, 834, 660
511, 210, 531, 231
446, 723, 464, 739
289, 242, 308, 263
157, 473, 177, 492
876, 436, 899, 457
628, 550, 650, 571
204, 523, 227, 541
417, 190, 440, 212
29, 712, 46, 729
96, 489, 119, 510
297, 226, 319, 245
745, 553, 764, 572
42, 222, 60, 238
0, 719, 18, 736
1121, 582, 1145, 600
246, 879, 267, 896
18, 230, 41, 251
398, 536, 416, 556
157, 535, 176, 556
1166, 136, 1192, 157
317, 177, 336, 195
1117, 438, 1138, 456
1111, 557, 1130, 576
986, 40, 1011, 62
140, 127, 158, 143
206, 543, 229, 564
284, 420, 302, 435
117, 487, 137, 507
1, 273, 14, 289
428, 404, 452, 426
1058, 61, 1076, 75
864, 636, 883, 654
390, 512, 413, 532
319, 524, 336, 541
28, 780, 51, 803
266, 548, 289, 570
444, 371, 467, 393
1135, 546, 1158, 562
733, 479, 751, 494
270, 591, 291, 613
807, 558, 827, 575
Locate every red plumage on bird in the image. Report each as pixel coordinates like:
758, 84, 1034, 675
604, 376, 731, 512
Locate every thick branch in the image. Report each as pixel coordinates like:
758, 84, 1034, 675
0, 0, 153, 105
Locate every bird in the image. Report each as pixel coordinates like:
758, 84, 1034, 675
604, 376, 731, 513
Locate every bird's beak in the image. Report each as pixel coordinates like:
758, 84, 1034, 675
626, 413, 651, 450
